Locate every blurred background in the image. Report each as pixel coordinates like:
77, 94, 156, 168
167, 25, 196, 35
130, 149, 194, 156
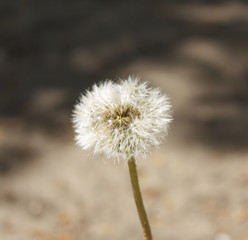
0, 0, 248, 239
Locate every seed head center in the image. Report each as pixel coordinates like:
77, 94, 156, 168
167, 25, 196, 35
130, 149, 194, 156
105, 105, 140, 129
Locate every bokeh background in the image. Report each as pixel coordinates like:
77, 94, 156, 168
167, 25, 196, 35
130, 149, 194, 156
1, 1, 248, 240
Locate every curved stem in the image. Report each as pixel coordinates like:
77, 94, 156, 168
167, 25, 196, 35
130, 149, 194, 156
128, 156, 153, 240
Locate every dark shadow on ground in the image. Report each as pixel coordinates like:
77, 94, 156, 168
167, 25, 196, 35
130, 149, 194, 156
190, 67, 248, 151
0, 144, 37, 174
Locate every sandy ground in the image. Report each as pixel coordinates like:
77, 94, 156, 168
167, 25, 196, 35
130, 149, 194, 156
1, 1, 248, 240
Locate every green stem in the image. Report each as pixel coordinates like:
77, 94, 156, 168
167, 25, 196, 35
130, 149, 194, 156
128, 156, 153, 240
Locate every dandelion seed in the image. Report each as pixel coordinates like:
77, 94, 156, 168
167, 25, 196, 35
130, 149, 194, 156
72, 76, 172, 161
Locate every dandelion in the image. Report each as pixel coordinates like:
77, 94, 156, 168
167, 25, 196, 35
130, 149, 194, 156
72, 76, 172, 240
73, 77, 171, 161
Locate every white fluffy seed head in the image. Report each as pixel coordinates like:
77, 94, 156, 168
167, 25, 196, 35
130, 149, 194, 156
72, 76, 172, 161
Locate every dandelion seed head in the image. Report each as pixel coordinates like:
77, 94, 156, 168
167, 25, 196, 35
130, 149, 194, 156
72, 76, 172, 160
